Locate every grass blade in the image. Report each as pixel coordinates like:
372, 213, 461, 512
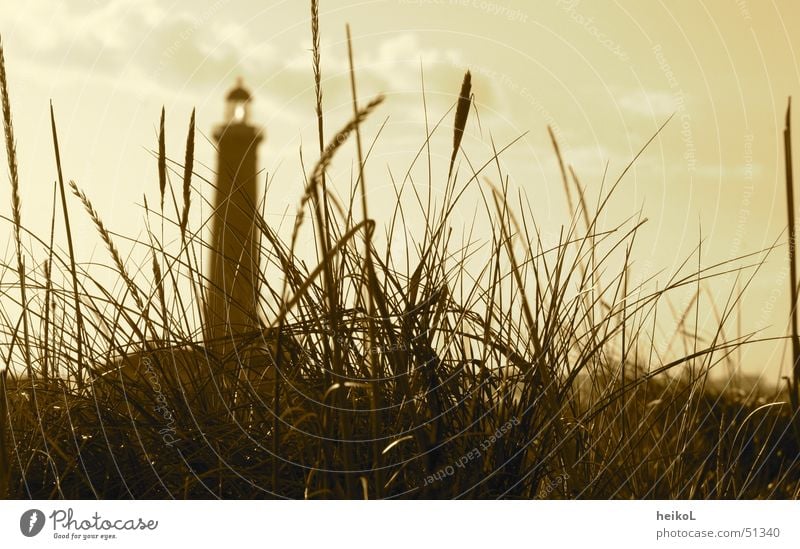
50, 104, 85, 385
158, 107, 166, 211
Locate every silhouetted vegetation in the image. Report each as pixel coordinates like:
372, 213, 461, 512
1, 5, 798, 499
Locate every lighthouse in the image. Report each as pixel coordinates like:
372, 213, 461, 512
94, 79, 290, 419
205, 78, 264, 354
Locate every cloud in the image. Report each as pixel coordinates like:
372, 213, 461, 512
3, 2, 476, 125
2, 0, 276, 88
142, 16, 276, 87
284, 33, 465, 85
618, 89, 679, 118
277, 32, 471, 105
3, 0, 164, 67
2, 1, 511, 157
241, 31, 482, 133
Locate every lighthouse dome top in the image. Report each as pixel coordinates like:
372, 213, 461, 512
224, 77, 254, 124
226, 77, 252, 103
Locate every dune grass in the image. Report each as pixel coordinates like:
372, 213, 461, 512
1, 6, 799, 500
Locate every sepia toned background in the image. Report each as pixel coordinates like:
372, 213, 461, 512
1, 0, 799, 384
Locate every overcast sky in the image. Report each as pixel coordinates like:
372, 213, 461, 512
1, 0, 799, 381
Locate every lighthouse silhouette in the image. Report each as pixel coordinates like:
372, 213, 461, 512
205, 77, 264, 354
92, 78, 277, 414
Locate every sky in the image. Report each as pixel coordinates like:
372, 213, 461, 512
1, 0, 799, 383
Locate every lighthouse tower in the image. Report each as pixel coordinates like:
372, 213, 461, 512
205, 78, 264, 354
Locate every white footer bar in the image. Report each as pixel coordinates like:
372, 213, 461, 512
1, 500, 798, 548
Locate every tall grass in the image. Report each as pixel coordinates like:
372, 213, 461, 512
0, 6, 799, 499
783, 99, 800, 423
0, 37, 32, 385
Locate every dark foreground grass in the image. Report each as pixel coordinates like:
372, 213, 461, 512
1, 7, 799, 499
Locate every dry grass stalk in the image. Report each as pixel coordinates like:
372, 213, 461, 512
448, 70, 471, 179
158, 107, 167, 211
180, 109, 195, 238
783, 98, 800, 417
0, 368, 8, 498
69, 180, 147, 314
1, 36, 33, 383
